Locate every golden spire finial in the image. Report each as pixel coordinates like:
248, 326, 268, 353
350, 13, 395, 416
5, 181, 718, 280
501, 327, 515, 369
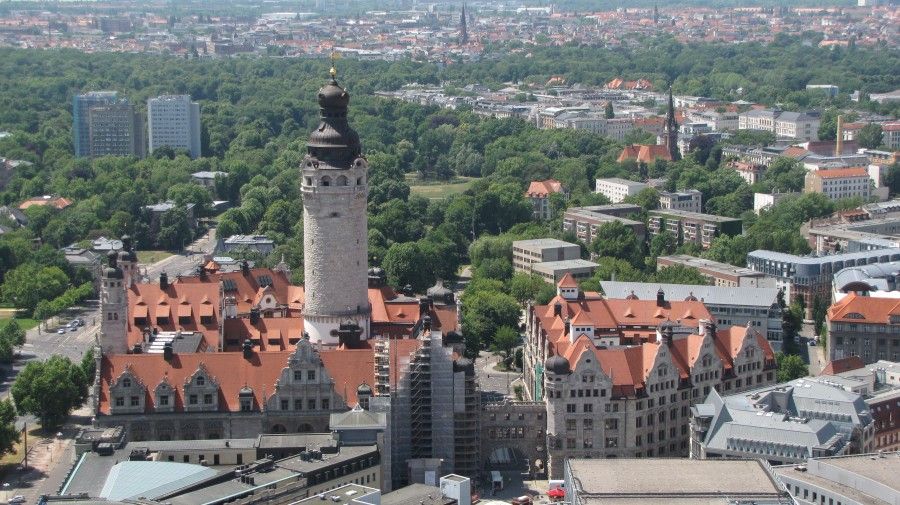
329, 51, 339, 80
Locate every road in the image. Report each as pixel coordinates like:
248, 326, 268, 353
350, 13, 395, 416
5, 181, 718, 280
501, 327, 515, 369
0, 229, 218, 502
477, 350, 524, 401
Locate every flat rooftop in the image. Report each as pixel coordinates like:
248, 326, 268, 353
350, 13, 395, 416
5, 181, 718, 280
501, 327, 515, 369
568, 459, 784, 502
774, 453, 900, 505
531, 259, 598, 272
290, 483, 379, 505
512, 238, 578, 250
649, 209, 741, 223
657, 254, 763, 277
596, 177, 648, 188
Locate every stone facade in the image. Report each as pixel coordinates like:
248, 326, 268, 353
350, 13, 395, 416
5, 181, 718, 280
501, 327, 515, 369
301, 76, 371, 345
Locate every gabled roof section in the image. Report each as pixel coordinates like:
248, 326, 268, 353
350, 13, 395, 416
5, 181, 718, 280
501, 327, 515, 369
557, 273, 579, 288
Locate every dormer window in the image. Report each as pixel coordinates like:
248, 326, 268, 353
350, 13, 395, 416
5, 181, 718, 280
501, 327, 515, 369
196, 376, 205, 386
123, 378, 131, 388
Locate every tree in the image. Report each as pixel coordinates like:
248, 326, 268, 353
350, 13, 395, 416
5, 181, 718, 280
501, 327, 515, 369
1, 264, 69, 315
591, 221, 642, 266
857, 123, 883, 149
649, 230, 677, 259
156, 207, 193, 250
0, 399, 19, 457
491, 326, 521, 369
382, 242, 431, 293
508, 273, 548, 305
12, 355, 87, 428
652, 264, 709, 285
461, 290, 520, 357
0, 320, 26, 362
475, 257, 513, 281
776, 352, 808, 382
604, 101, 614, 119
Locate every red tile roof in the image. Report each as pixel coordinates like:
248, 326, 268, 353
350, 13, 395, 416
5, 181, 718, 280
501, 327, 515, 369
813, 167, 870, 179
525, 179, 564, 198
827, 292, 900, 323
18, 195, 73, 210
557, 273, 579, 289
617, 144, 672, 163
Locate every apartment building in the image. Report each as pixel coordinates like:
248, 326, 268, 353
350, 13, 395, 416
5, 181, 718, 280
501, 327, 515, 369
730, 161, 766, 185
595, 178, 648, 203
512, 238, 581, 273
525, 179, 566, 220
738, 109, 821, 141
657, 254, 774, 288
883, 122, 900, 150
747, 247, 900, 315
827, 293, 900, 364
601, 281, 783, 341
804, 167, 873, 201
658, 189, 702, 213
73, 91, 119, 157
686, 109, 740, 131
88, 101, 145, 158
648, 209, 742, 249
691, 378, 875, 463
524, 280, 776, 477
562, 205, 646, 244
148, 94, 202, 159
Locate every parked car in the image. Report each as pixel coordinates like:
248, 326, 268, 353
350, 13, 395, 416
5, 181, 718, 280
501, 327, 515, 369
7, 495, 26, 504
69, 326, 78, 332
56, 328, 65, 335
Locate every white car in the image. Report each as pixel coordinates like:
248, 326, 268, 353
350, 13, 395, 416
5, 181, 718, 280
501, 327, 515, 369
56, 328, 65, 335
7, 495, 25, 504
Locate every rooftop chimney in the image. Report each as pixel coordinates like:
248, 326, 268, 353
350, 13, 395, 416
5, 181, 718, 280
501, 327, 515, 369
250, 307, 260, 325
160, 272, 169, 290
553, 302, 562, 317
163, 341, 173, 360
656, 288, 665, 307
242, 339, 253, 359
241, 260, 250, 276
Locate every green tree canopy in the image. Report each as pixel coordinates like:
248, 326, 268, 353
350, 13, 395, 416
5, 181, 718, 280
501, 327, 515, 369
12, 355, 88, 428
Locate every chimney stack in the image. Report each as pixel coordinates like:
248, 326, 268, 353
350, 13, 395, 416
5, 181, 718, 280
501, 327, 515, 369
242, 339, 253, 359
160, 272, 169, 290
163, 341, 173, 360
250, 307, 260, 325
835, 114, 843, 157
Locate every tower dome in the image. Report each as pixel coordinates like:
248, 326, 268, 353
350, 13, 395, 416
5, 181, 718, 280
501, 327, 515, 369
104, 250, 123, 279
545, 355, 570, 375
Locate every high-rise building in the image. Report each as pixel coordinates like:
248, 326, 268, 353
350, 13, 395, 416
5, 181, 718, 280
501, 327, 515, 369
73, 91, 118, 157
88, 101, 145, 158
147, 95, 201, 159
301, 69, 371, 346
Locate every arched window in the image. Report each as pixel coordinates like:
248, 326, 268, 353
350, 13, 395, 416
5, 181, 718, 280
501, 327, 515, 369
336, 175, 349, 186
356, 177, 364, 185
321, 176, 331, 187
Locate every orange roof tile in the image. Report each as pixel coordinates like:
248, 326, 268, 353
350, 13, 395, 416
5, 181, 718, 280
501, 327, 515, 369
813, 167, 870, 179
557, 273, 578, 288
820, 356, 865, 376
525, 179, 564, 198
827, 292, 900, 323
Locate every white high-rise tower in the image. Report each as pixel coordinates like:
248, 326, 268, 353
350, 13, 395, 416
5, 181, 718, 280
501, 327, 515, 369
301, 68, 370, 346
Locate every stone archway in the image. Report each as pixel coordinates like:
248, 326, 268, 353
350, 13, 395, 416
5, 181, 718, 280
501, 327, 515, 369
271, 424, 287, 434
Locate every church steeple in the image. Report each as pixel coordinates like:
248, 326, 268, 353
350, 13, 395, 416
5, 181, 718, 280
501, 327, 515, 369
459, 4, 469, 45
665, 87, 680, 161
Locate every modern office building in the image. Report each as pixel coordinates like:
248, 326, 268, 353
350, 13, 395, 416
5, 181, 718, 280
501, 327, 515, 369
562, 205, 646, 244
648, 209, 742, 249
690, 378, 875, 464
530, 259, 598, 284
73, 91, 119, 157
657, 254, 774, 287
773, 453, 900, 505
594, 177, 648, 203
148, 94, 202, 159
88, 101, 145, 158
746, 248, 900, 317
565, 458, 790, 505
806, 215, 900, 254
512, 238, 581, 274
658, 189, 702, 213
600, 281, 783, 341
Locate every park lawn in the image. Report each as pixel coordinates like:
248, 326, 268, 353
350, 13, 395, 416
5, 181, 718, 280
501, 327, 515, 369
137, 250, 174, 264
407, 175, 476, 200
0, 311, 40, 331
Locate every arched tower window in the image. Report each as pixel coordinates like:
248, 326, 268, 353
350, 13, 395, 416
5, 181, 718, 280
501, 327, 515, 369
336, 175, 348, 186
321, 176, 331, 187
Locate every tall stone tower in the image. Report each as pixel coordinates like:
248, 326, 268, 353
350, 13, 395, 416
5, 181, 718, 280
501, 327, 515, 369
301, 67, 371, 346
117, 234, 138, 288
100, 251, 128, 355
664, 87, 680, 161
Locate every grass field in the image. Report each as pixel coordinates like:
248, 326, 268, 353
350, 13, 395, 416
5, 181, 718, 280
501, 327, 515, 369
137, 250, 174, 264
406, 175, 476, 200
0, 309, 40, 331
